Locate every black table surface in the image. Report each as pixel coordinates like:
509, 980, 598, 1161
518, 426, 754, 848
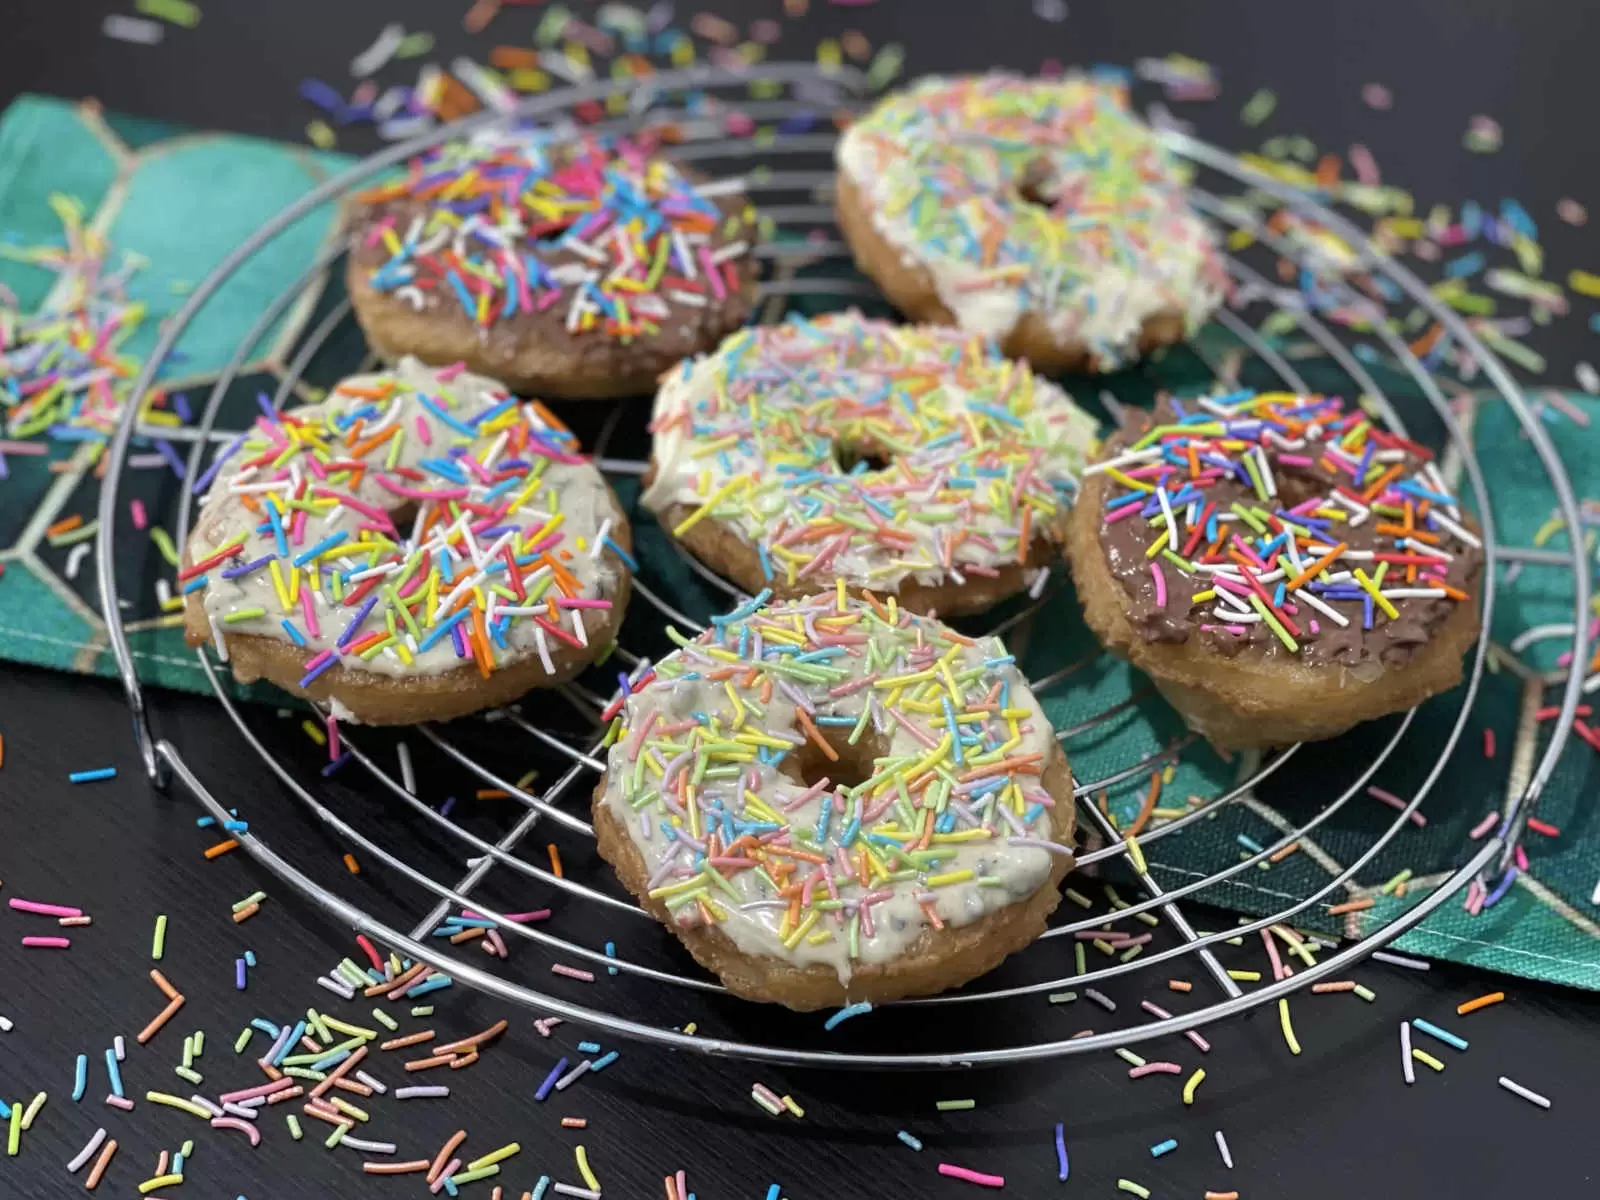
4, 2, 1600, 1199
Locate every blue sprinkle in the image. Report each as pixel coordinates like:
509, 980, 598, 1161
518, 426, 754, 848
590, 1050, 619, 1072
1151, 1138, 1177, 1158
897, 1130, 923, 1151
1411, 1018, 1468, 1050
1055, 1122, 1069, 1180
73, 1054, 87, 1102
535, 1057, 568, 1102
823, 1001, 873, 1031
69, 768, 117, 784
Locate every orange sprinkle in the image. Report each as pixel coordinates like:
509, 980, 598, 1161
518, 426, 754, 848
1269, 841, 1301, 863
476, 789, 510, 800
232, 902, 260, 924
548, 843, 564, 878
364, 1160, 432, 1175
1124, 771, 1163, 837
1310, 981, 1356, 994
46, 513, 83, 537
794, 706, 839, 762
1205, 1192, 1241, 1200
150, 969, 180, 1000
1286, 542, 1348, 589
405, 1053, 458, 1073
136, 993, 186, 1044
1456, 991, 1505, 1016
561, 1117, 588, 1129
1168, 979, 1193, 993
1326, 897, 1375, 916
85, 1138, 118, 1190
380, 1030, 435, 1052
343, 853, 361, 875
204, 839, 240, 860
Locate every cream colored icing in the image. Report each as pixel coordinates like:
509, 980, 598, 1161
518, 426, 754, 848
599, 591, 1068, 984
837, 73, 1226, 367
640, 313, 1098, 596
188, 356, 627, 684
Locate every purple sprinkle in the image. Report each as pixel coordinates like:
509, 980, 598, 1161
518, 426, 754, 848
440, 796, 457, 818
337, 596, 378, 649
535, 1057, 568, 1102
191, 431, 247, 495
154, 439, 188, 479
298, 653, 340, 689
256, 391, 277, 420
236, 958, 248, 990
173, 393, 192, 423
321, 753, 351, 777
221, 554, 274, 580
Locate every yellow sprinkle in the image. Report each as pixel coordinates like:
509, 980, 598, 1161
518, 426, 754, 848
466, 1142, 522, 1172
1353, 567, 1399, 620
1227, 969, 1263, 982
924, 869, 975, 888
1411, 1048, 1445, 1072
1124, 835, 1147, 875
1182, 1067, 1206, 1106
575, 1145, 600, 1192
1278, 998, 1302, 1055
1569, 269, 1600, 297
145, 1092, 214, 1119
139, 1175, 184, 1195
673, 476, 747, 537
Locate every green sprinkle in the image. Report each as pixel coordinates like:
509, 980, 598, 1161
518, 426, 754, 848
936, 1099, 975, 1111
286, 1114, 303, 1140
410, 1006, 434, 1018
152, 914, 168, 960
1115, 1047, 1146, 1067
371, 1008, 399, 1032
1117, 1181, 1152, 1198
1353, 984, 1377, 1002
222, 607, 267, 623
234, 1028, 253, 1054
1048, 991, 1078, 1005
174, 1065, 203, 1085
1241, 88, 1277, 126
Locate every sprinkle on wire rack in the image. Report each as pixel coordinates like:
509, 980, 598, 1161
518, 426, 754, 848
90, 61, 1587, 1068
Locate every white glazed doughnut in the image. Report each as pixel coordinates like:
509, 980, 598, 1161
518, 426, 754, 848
591, 586, 1076, 1009
182, 356, 633, 724
640, 312, 1099, 616
836, 73, 1227, 372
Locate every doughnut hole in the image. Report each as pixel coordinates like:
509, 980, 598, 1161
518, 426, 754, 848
1013, 155, 1063, 210
784, 719, 888, 795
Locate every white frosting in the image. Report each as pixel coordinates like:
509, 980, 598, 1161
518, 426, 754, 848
837, 73, 1226, 367
188, 356, 627, 681
599, 592, 1067, 983
641, 313, 1098, 597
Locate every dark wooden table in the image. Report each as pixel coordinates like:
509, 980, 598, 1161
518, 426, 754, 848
3, 2, 1598, 1197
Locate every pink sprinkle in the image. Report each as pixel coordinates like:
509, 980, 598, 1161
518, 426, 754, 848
1128, 1062, 1183, 1078
131, 499, 148, 529
551, 963, 595, 983
1514, 843, 1530, 871
1140, 1000, 1172, 1019
1262, 928, 1288, 982
415, 415, 433, 446
300, 587, 321, 641
435, 361, 467, 382
1366, 786, 1427, 828
23, 936, 70, 949
211, 1116, 261, 1146
937, 1163, 1005, 1188
1362, 83, 1393, 110
1348, 143, 1381, 186
1483, 728, 1496, 758
326, 715, 341, 762
105, 1094, 135, 1111
1470, 812, 1500, 840
1186, 1029, 1212, 1053
429, 1158, 462, 1194
1150, 562, 1167, 608
1525, 817, 1560, 837
9, 899, 83, 918
534, 1018, 564, 1038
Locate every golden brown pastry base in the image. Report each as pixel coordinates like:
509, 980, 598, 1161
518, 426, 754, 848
835, 173, 1187, 375
648, 471, 1064, 618
593, 737, 1075, 1010
182, 519, 633, 726
347, 264, 760, 400
1065, 471, 1481, 750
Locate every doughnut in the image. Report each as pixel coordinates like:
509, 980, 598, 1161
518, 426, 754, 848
835, 73, 1227, 373
592, 585, 1075, 1010
182, 357, 633, 725
640, 312, 1099, 616
346, 129, 762, 399
1066, 390, 1483, 749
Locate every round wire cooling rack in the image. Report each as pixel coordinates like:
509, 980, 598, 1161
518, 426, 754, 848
94, 63, 1591, 1069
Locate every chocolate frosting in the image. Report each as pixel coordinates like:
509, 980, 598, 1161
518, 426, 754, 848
347, 131, 759, 381
1095, 394, 1483, 669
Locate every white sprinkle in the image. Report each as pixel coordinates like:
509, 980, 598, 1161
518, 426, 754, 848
1400, 1022, 1415, 1085
554, 1059, 592, 1091
66, 1127, 108, 1173
113, 1035, 125, 1061
221, 1102, 259, 1121
355, 1070, 387, 1094
1213, 1129, 1233, 1169
535, 627, 556, 675
102, 14, 164, 44
316, 975, 356, 1000
188, 1094, 224, 1117
1577, 362, 1599, 395
0, 1016, 13, 1033
1371, 950, 1430, 971
397, 742, 416, 795
350, 23, 405, 77
210, 615, 230, 663
1498, 1076, 1551, 1108
552, 1185, 601, 1200
395, 1085, 450, 1100
1083, 988, 1116, 1012
1591, 877, 1600, 906
340, 1135, 398, 1154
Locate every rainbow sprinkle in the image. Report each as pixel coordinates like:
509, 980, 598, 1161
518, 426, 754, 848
187, 358, 628, 689
1089, 390, 1482, 664
598, 586, 1070, 978
837, 75, 1226, 368
352, 130, 760, 343
643, 313, 1097, 606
